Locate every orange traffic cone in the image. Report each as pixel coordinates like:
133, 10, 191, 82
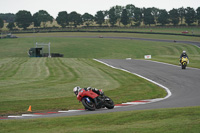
27, 105, 32, 112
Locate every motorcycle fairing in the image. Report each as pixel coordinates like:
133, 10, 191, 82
77, 89, 99, 101
181, 57, 188, 63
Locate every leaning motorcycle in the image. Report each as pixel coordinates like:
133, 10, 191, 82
181, 56, 188, 69
76, 89, 114, 111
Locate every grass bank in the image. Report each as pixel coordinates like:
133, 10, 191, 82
1, 106, 200, 133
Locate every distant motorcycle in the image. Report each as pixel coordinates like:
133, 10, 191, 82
181, 56, 189, 69
76, 89, 114, 111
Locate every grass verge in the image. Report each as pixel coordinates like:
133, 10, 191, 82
1, 106, 200, 133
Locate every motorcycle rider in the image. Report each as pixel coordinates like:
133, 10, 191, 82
180, 51, 189, 63
73, 86, 103, 96
73, 86, 104, 109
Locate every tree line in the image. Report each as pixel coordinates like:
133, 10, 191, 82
0, 4, 200, 30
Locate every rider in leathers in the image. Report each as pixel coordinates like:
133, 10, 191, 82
73, 86, 104, 108
73, 86, 103, 96
180, 51, 189, 63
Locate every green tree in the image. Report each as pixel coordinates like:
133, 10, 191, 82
185, 7, 196, 25
15, 10, 32, 29
69, 11, 82, 27
196, 7, 200, 25
169, 8, 180, 26
56, 11, 69, 28
0, 13, 15, 23
178, 7, 185, 25
114, 5, 123, 26
143, 8, 155, 26
151, 7, 159, 24
103, 10, 109, 26
133, 7, 142, 26
121, 9, 129, 26
157, 9, 169, 25
126, 4, 135, 26
34, 10, 53, 28
0, 17, 3, 26
32, 12, 40, 27
0, 18, 4, 30
82, 13, 94, 27
7, 22, 15, 30
108, 7, 117, 26
95, 11, 105, 26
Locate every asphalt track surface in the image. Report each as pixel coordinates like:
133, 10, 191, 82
2, 35, 200, 119
98, 59, 200, 109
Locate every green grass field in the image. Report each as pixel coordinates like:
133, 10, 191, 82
0, 32, 200, 132
1, 106, 200, 133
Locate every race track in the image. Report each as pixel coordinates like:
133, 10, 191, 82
4, 59, 200, 120
2, 35, 200, 119
55, 59, 200, 117
98, 59, 200, 109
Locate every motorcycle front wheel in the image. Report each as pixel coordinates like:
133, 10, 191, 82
182, 64, 186, 69
104, 96, 114, 109
181, 62, 187, 69
82, 98, 95, 111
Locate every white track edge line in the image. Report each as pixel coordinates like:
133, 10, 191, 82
22, 114, 42, 117
58, 110, 83, 113
93, 59, 172, 103
8, 116, 23, 118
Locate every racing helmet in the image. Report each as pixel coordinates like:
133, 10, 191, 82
182, 51, 186, 54
73, 86, 81, 95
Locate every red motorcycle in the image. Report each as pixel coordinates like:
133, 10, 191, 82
76, 89, 114, 111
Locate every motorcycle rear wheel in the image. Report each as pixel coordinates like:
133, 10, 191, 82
104, 96, 114, 109
82, 98, 95, 111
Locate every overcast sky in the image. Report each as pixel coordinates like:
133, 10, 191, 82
0, 0, 199, 18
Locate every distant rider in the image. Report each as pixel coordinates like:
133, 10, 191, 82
180, 51, 189, 63
73, 86, 103, 96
